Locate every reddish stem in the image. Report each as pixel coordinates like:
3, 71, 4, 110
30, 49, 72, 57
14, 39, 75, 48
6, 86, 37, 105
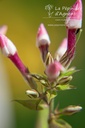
67, 29, 76, 59
9, 53, 29, 76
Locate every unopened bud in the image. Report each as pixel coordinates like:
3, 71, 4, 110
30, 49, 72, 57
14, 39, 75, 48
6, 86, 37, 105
26, 90, 39, 97
36, 23, 50, 47
66, 0, 82, 29
45, 61, 65, 81
0, 34, 17, 57
63, 105, 82, 115
36, 23, 50, 62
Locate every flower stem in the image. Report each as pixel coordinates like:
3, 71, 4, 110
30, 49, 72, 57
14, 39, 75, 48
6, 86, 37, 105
36, 109, 49, 128
48, 99, 54, 128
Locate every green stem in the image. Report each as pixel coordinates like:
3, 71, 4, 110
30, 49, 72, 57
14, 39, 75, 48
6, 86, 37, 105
36, 108, 49, 128
36, 99, 54, 128
48, 99, 54, 128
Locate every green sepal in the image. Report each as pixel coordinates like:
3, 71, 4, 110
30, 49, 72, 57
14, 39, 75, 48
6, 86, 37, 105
31, 74, 47, 81
56, 84, 76, 91
31, 74, 49, 87
14, 98, 46, 110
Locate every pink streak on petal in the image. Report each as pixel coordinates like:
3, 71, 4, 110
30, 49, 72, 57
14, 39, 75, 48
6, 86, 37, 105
55, 38, 67, 60
47, 61, 62, 74
68, 0, 82, 20
0, 34, 8, 48
46, 61, 63, 79
37, 23, 48, 38
60, 38, 67, 49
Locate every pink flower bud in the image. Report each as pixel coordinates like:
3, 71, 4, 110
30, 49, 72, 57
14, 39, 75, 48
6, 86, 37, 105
36, 23, 50, 62
0, 34, 29, 76
0, 25, 8, 35
45, 61, 64, 80
55, 38, 67, 61
36, 23, 50, 47
66, 0, 82, 29
0, 34, 17, 57
63, 0, 82, 68
0, 34, 37, 89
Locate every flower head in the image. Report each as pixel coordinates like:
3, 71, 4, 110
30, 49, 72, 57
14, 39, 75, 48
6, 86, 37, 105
36, 23, 50, 62
66, 0, 82, 29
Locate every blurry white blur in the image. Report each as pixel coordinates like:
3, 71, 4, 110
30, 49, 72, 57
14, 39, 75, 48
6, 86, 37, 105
0, 54, 15, 128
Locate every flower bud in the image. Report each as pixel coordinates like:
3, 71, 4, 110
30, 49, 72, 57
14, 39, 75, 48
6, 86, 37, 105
55, 38, 67, 61
66, 0, 82, 29
63, 105, 82, 115
36, 23, 50, 62
45, 61, 64, 80
63, 0, 82, 68
0, 34, 28, 75
26, 89, 39, 97
0, 34, 37, 89
0, 34, 17, 57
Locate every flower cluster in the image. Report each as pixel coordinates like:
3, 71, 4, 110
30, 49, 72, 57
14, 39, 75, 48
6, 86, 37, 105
0, 0, 82, 128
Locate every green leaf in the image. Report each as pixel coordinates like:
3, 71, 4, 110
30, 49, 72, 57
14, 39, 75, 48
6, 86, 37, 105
56, 84, 76, 91
60, 67, 78, 77
14, 98, 46, 110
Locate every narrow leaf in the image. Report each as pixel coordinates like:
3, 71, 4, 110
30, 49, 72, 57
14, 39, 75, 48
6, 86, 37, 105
14, 98, 45, 110
56, 84, 76, 91
60, 67, 78, 77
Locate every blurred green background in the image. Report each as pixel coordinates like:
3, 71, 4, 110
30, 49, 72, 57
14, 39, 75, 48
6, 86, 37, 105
0, 0, 85, 128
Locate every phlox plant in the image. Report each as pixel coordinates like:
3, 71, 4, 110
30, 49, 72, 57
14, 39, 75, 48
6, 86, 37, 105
0, 0, 83, 128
